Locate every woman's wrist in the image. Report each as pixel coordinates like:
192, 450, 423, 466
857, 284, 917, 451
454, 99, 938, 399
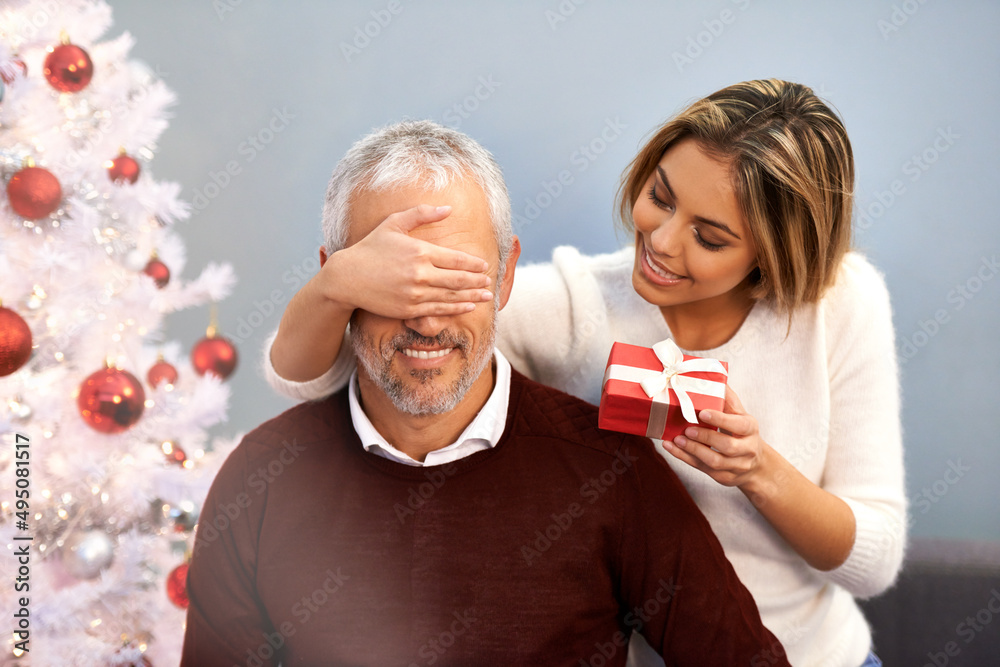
737, 443, 786, 509
312, 249, 358, 315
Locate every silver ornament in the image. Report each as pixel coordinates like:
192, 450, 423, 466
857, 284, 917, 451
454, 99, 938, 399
8, 397, 31, 420
167, 500, 200, 533
61, 529, 115, 579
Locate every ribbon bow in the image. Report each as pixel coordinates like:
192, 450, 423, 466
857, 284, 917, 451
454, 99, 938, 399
637, 339, 727, 424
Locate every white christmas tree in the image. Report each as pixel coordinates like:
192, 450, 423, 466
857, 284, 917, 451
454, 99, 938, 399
0, 1, 241, 664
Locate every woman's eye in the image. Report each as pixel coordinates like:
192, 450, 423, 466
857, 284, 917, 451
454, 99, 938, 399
694, 228, 726, 252
646, 186, 673, 211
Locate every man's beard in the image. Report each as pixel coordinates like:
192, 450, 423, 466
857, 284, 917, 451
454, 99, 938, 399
352, 316, 497, 416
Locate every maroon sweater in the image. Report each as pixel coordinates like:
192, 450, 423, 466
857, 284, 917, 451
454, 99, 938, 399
181, 370, 787, 666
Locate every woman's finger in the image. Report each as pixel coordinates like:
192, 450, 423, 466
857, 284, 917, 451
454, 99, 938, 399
422, 262, 494, 291
402, 287, 495, 313
698, 408, 755, 437
672, 435, 728, 471
662, 440, 710, 474
428, 286, 494, 304
385, 204, 491, 277
426, 243, 492, 275
387, 203, 454, 233
723, 385, 747, 414
403, 300, 481, 318
681, 426, 741, 456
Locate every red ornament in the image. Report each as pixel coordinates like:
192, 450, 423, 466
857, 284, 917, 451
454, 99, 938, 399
161, 440, 187, 466
142, 257, 170, 288
166, 562, 189, 608
43, 42, 93, 93
107, 153, 140, 184
147, 359, 178, 387
0, 58, 27, 84
7, 165, 62, 219
0, 306, 33, 376
77, 367, 146, 434
192, 334, 238, 380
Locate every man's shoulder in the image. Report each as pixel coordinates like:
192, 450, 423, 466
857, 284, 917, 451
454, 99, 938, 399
237, 391, 349, 464
508, 369, 637, 458
506, 369, 689, 509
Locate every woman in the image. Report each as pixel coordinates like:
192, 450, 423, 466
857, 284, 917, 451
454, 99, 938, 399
263, 80, 904, 666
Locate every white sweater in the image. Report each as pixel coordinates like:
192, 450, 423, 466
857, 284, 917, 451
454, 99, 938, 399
262, 246, 907, 667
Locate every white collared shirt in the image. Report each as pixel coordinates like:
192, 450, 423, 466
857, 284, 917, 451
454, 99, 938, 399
347, 349, 511, 466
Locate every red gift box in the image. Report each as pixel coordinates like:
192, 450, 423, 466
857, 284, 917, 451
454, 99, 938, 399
598, 339, 729, 442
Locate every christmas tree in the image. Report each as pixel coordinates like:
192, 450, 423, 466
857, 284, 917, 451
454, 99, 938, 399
0, 1, 240, 663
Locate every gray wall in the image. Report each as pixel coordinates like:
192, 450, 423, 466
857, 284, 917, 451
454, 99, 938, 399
109, 1, 999, 544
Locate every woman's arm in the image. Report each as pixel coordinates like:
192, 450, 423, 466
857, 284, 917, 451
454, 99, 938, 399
809, 254, 906, 596
266, 236, 623, 406
666, 254, 906, 590
666, 389, 856, 571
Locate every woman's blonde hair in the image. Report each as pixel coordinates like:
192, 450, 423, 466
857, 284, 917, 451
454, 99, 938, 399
617, 79, 854, 315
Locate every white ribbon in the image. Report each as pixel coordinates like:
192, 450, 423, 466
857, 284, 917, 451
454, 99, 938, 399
603, 339, 727, 438
640, 340, 728, 424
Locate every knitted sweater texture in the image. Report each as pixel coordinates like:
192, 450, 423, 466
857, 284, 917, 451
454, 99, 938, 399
181, 371, 786, 666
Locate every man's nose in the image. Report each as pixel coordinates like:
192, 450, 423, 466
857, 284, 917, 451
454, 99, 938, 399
402, 315, 448, 340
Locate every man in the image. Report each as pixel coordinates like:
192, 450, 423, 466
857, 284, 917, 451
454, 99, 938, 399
181, 121, 788, 666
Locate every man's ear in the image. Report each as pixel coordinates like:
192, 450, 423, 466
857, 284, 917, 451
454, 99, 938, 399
319, 247, 328, 267
497, 236, 521, 311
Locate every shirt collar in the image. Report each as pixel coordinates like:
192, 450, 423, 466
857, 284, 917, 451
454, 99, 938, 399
348, 349, 511, 467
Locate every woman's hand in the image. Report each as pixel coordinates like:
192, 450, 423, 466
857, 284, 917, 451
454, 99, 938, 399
271, 204, 492, 382
664, 385, 766, 488
321, 204, 494, 318
664, 384, 856, 570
